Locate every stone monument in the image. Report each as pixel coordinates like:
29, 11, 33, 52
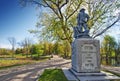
71, 8, 101, 73
63, 8, 120, 81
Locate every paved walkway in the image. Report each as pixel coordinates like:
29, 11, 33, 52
101, 65, 120, 74
0, 55, 71, 81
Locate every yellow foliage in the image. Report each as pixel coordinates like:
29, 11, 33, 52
0, 60, 34, 67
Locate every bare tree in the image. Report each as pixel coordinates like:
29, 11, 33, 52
8, 37, 16, 52
21, 37, 33, 57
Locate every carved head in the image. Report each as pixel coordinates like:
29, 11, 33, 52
80, 8, 85, 12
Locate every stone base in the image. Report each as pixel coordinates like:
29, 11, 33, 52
72, 38, 100, 73
70, 68, 106, 76
63, 68, 120, 81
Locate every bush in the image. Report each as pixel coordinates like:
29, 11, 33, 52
32, 55, 51, 60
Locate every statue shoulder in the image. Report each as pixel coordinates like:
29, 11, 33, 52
85, 13, 89, 17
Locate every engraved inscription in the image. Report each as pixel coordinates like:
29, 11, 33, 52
81, 44, 96, 52
84, 46, 93, 50
81, 44, 97, 71
81, 53, 97, 71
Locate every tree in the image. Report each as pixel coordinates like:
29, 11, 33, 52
101, 35, 116, 65
42, 41, 49, 55
21, 0, 120, 44
87, 0, 120, 38
62, 40, 71, 58
15, 48, 23, 54
52, 41, 65, 56
19, 38, 33, 57
0, 48, 12, 55
42, 41, 54, 55
53, 42, 59, 55
114, 41, 120, 66
30, 44, 44, 57
8, 37, 16, 57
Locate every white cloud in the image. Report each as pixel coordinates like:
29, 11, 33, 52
0, 43, 11, 49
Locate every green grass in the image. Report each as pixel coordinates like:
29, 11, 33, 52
0, 53, 51, 69
0, 59, 47, 70
0, 63, 27, 69
38, 69, 68, 81
32, 55, 52, 60
0, 60, 35, 69
0, 54, 26, 60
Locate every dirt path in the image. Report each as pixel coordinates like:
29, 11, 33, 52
0, 55, 119, 81
0, 56, 71, 81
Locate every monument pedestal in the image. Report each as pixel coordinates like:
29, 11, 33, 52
71, 38, 100, 73
63, 68, 120, 81
69, 68, 120, 81
63, 38, 120, 81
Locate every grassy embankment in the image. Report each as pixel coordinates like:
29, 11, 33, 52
0, 54, 51, 69
38, 69, 68, 81
0, 60, 35, 69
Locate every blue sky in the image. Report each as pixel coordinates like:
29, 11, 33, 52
0, 0, 39, 48
0, 0, 120, 49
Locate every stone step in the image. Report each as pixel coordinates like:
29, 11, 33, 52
63, 68, 120, 81
62, 68, 78, 81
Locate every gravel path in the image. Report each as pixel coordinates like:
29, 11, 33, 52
0, 56, 71, 81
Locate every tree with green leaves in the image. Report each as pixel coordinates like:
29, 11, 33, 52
42, 41, 54, 55
114, 41, 120, 66
53, 42, 59, 55
101, 35, 116, 65
30, 44, 44, 58
20, 0, 120, 44
15, 48, 22, 54
63, 40, 71, 58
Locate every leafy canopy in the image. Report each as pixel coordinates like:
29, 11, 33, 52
21, 0, 120, 43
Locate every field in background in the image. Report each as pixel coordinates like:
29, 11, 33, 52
0, 54, 51, 69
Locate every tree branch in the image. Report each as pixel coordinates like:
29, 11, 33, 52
43, 0, 61, 19
66, 0, 82, 20
93, 14, 120, 38
32, 0, 48, 7
59, 0, 68, 9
